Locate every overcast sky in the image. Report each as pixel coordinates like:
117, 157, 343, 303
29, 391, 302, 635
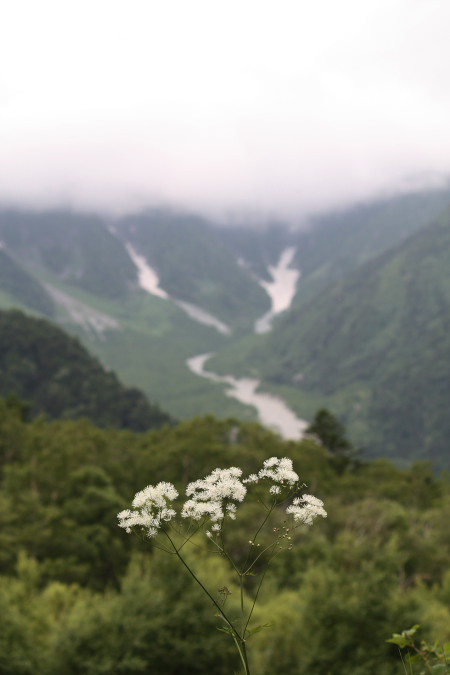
1, 0, 450, 222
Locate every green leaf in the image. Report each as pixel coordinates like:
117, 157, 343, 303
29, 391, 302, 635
387, 625, 420, 648
246, 623, 272, 637
216, 626, 235, 636
403, 625, 421, 637
387, 635, 411, 648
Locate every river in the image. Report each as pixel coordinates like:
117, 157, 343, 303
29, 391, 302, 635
187, 353, 308, 441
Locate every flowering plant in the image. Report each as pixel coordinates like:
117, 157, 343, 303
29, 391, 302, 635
118, 456, 326, 675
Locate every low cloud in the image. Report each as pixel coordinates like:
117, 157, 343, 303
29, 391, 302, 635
1, 0, 450, 223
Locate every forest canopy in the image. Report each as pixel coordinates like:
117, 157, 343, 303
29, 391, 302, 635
1, 400, 449, 674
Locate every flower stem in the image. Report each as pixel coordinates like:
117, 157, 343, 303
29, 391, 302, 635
162, 529, 251, 674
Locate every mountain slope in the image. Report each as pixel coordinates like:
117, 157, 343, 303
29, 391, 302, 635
290, 186, 450, 307
243, 208, 450, 466
0, 247, 55, 316
0, 209, 138, 299
0, 309, 173, 430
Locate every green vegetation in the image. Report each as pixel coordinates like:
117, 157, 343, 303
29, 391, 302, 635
0, 404, 450, 673
306, 408, 360, 472
388, 625, 450, 673
0, 309, 172, 431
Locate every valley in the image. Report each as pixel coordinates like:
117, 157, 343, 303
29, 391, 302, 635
1, 185, 450, 466
127, 235, 304, 438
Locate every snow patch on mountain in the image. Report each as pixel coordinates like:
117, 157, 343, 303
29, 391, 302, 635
126, 244, 169, 299
255, 247, 300, 333
126, 242, 232, 335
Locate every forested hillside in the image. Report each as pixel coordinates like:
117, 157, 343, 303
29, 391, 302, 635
290, 186, 450, 306
0, 309, 172, 431
0, 405, 449, 674
228, 208, 450, 466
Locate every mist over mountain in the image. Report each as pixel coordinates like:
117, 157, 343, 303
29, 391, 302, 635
3, 1, 450, 223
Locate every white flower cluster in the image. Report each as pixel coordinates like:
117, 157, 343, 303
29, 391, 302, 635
181, 467, 246, 529
117, 458, 326, 540
286, 494, 327, 526
244, 457, 299, 490
117, 481, 178, 537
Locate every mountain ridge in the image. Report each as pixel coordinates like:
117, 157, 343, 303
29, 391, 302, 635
0, 308, 173, 431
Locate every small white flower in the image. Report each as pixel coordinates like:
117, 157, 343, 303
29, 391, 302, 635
264, 457, 279, 468
259, 457, 299, 486
286, 494, 327, 526
269, 485, 281, 495
244, 457, 299, 493
118, 482, 178, 537
226, 503, 237, 519
181, 467, 246, 525
133, 481, 178, 508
